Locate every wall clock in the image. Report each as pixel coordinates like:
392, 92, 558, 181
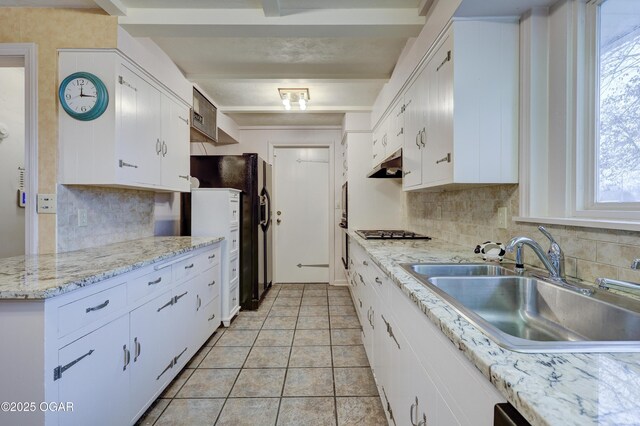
58, 72, 109, 121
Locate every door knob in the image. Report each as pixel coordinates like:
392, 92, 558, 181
277, 218, 282, 225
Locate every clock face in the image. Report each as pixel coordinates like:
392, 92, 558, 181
62, 78, 98, 114
59, 72, 109, 121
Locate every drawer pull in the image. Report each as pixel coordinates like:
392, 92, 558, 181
375, 277, 382, 285
86, 299, 109, 313
436, 153, 451, 164
184, 263, 195, 270
197, 295, 202, 311
134, 337, 141, 362
156, 359, 173, 381
174, 347, 188, 364
118, 160, 138, 169
208, 253, 216, 259
382, 386, 395, 424
123, 344, 130, 371
381, 314, 401, 349
179, 175, 190, 180
363, 260, 368, 266
208, 280, 216, 287
53, 349, 94, 381
208, 313, 216, 321
417, 413, 427, 426
148, 277, 162, 286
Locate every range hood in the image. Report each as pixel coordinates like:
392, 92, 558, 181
367, 149, 403, 178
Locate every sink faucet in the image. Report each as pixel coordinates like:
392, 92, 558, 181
506, 226, 565, 281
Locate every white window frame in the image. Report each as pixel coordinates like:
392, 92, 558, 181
516, 0, 640, 231
575, 0, 640, 220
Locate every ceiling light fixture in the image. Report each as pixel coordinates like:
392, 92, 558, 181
278, 88, 310, 111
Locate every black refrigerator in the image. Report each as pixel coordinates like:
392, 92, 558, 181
181, 154, 273, 310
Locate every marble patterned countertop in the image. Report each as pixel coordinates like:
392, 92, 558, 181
0, 236, 223, 300
347, 230, 640, 426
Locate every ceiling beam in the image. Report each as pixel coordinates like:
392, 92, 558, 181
417, 0, 436, 16
93, 0, 127, 16
119, 8, 425, 38
262, 0, 281, 17
186, 75, 390, 82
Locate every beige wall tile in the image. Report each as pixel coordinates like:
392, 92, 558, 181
576, 260, 618, 283
596, 242, 640, 269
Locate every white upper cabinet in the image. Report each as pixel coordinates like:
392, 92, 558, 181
399, 20, 519, 191
59, 50, 191, 192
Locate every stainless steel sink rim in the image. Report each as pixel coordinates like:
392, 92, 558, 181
401, 263, 640, 353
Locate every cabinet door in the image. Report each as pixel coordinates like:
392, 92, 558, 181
403, 76, 423, 189
161, 95, 190, 192
57, 315, 129, 426
387, 99, 405, 155
129, 290, 175, 423
117, 64, 161, 186
425, 36, 454, 185
171, 278, 199, 370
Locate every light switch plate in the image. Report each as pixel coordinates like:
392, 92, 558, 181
497, 207, 508, 229
36, 194, 56, 214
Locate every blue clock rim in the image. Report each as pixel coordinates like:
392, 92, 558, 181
58, 72, 109, 121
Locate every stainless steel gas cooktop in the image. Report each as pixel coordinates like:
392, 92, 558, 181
355, 230, 431, 240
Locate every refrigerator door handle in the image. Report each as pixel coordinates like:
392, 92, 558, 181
262, 188, 272, 231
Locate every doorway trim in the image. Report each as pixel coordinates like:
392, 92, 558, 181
0, 43, 39, 255
269, 143, 335, 285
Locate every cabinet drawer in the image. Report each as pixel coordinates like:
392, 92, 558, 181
204, 295, 221, 331
128, 267, 173, 304
229, 281, 239, 312
58, 283, 127, 337
229, 228, 239, 257
201, 263, 221, 306
230, 200, 240, 226
203, 246, 221, 269
229, 255, 239, 282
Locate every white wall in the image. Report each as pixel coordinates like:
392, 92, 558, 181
0, 67, 25, 258
191, 127, 344, 284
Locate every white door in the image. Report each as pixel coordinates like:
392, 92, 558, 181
273, 147, 330, 283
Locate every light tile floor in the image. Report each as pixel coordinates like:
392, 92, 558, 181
137, 283, 388, 426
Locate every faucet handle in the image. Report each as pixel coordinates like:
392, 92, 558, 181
632, 259, 640, 270
538, 226, 558, 246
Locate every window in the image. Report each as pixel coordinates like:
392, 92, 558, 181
594, 0, 640, 204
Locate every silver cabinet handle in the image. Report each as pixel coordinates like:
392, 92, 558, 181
134, 337, 141, 362
208, 280, 216, 287
381, 314, 400, 349
358, 298, 362, 308
174, 291, 188, 303
156, 359, 173, 381
178, 115, 189, 125
157, 297, 174, 312
118, 75, 137, 91
148, 277, 162, 286
420, 128, 426, 147
416, 132, 421, 149
196, 295, 202, 311
382, 386, 396, 424
119, 160, 138, 168
156, 138, 162, 155
208, 253, 216, 259
174, 347, 188, 365
436, 50, 452, 72
86, 299, 109, 313
410, 397, 419, 426
184, 263, 195, 269
53, 349, 94, 381
363, 260, 368, 266
208, 313, 216, 321
436, 153, 451, 164
179, 175, 190, 180
162, 141, 168, 157
403, 170, 412, 177
397, 128, 403, 137
123, 344, 130, 371
375, 277, 382, 285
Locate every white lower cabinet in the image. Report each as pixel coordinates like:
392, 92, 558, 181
349, 240, 505, 426
129, 290, 174, 422
0, 243, 222, 426
57, 315, 130, 426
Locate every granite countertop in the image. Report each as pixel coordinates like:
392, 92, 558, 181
0, 236, 223, 300
347, 230, 640, 426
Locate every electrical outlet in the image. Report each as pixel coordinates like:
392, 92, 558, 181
77, 209, 88, 227
497, 207, 508, 229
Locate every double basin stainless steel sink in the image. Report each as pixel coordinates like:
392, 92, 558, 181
402, 263, 640, 353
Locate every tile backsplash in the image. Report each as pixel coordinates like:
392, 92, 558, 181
404, 185, 640, 284
57, 185, 155, 252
